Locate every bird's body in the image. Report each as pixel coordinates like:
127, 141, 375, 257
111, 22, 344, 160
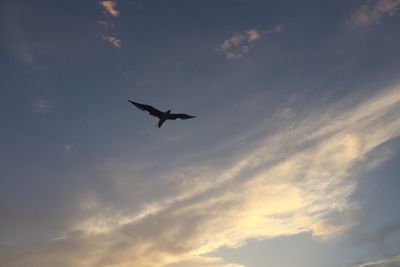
157, 110, 171, 128
128, 100, 196, 128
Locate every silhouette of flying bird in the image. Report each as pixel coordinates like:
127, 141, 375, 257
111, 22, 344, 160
128, 100, 196, 128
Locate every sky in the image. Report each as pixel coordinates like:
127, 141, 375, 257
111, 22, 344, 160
1, 0, 400, 266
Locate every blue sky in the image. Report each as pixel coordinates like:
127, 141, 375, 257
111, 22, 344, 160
1, 0, 400, 266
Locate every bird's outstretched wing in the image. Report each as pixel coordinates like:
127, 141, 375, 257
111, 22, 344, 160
169, 113, 196, 120
128, 100, 163, 118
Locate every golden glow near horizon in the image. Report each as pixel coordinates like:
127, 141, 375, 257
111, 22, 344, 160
2, 1, 400, 266
7, 85, 400, 267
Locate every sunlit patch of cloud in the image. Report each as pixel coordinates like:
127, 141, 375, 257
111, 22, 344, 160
3, 84, 400, 266
98, 1, 122, 48
216, 25, 283, 60
102, 35, 122, 48
171, 257, 244, 267
100, 0, 120, 17
349, 0, 400, 28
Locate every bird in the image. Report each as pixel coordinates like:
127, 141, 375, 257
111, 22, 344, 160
128, 100, 196, 128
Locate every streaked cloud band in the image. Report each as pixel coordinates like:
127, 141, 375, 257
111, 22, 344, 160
3, 84, 400, 267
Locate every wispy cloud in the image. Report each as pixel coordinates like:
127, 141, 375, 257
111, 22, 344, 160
98, 1, 122, 48
64, 144, 76, 156
3, 84, 400, 266
100, 0, 120, 17
217, 25, 283, 60
350, 0, 400, 28
32, 97, 53, 113
64, 144, 72, 153
97, 20, 114, 30
102, 35, 122, 48
356, 255, 400, 267
4, 2, 44, 72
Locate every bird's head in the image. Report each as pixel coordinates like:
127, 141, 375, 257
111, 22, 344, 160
166, 109, 172, 114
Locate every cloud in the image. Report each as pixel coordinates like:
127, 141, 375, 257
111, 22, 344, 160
65, 144, 72, 153
350, 0, 400, 28
98, 2, 121, 48
3, 2, 44, 72
246, 29, 261, 42
217, 25, 283, 60
356, 255, 400, 267
64, 144, 76, 156
97, 20, 114, 30
102, 35, 122, 48
32, 97, 53, 113
100, 0, 120, 17
3, 84, 400, 266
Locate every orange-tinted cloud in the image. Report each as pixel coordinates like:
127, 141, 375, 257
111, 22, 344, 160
100, 0, 120, 17
217, 25, 283, 60
350, 0, 400, 28
98, 1, 121, 48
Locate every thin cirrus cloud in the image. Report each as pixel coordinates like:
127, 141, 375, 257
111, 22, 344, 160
349, 0, 400, 28
4, 2, 44, 72
32, 97, 53, 113
102, 35, 122, 48
356, 255, 400, 267
97, 20, 114, 30
216, 25, 283, 60
64, 144, 74, 155
98, 1, 122, 48
3, 83, 400, 267
100, 0, 120, 17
